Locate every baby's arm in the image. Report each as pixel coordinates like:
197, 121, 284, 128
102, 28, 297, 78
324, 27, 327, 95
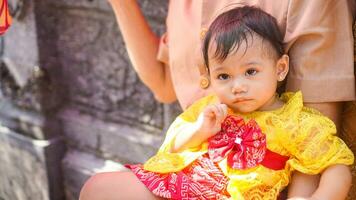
288, 171, 319, 199
310, 164, 352, 200
171, 104, 227, 153
288, 165, 352, 200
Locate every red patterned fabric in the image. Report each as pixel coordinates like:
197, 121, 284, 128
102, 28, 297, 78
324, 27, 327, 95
126, 155, 230, 200
208, 115, 267, 169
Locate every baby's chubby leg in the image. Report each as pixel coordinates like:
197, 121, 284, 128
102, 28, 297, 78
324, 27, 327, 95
79, 171, 164, 200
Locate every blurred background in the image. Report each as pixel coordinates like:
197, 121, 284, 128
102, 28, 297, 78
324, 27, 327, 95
0, 0, 181, 199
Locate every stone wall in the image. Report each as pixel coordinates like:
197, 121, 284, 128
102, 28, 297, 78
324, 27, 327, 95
0, 0, 179, 199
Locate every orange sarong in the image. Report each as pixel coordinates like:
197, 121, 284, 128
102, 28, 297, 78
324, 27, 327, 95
0, 0, 11, 35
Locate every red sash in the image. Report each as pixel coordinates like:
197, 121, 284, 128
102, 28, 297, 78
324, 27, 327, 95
261, 149, 289, 170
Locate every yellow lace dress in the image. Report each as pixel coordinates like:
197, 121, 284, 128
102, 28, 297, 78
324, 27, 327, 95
140, 92, 354, 199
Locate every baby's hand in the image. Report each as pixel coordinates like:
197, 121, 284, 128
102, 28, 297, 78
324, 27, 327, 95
196, 103, 228, 137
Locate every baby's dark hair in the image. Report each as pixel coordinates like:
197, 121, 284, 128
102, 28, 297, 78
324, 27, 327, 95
203, 6, 284, 70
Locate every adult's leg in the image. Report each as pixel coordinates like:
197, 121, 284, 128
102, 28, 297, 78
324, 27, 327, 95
79, 171, 165, 200
339, 101, 356, 199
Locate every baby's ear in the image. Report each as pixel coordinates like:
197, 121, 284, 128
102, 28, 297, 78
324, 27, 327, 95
276, 54, 289, 81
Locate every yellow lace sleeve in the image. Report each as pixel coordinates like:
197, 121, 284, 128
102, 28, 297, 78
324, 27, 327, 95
143, 95, 218, 173
282, 108, 354, 174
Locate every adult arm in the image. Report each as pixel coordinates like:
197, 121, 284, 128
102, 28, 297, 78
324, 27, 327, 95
108, 0, 176, 103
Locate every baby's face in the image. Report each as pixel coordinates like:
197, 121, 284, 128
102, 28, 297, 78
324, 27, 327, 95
208, 36, 283, 113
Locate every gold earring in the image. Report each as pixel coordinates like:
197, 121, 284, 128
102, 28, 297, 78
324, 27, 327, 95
200, 76, 210, 89
278, 75, 284, 81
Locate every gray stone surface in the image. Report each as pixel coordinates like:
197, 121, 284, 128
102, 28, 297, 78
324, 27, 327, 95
0, 124, 65, 200
62, 150, 126, 200
0, 0, 64, 115
0, 98, 45, 138
50, 0, 112, 12
3, 0, 38, 88
0, 98, 61, 140
59, 108, 164, 163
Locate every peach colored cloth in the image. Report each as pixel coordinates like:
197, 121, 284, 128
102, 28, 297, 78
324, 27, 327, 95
157, 0, 355, 110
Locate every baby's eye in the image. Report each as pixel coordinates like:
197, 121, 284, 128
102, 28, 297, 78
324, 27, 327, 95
217, 73, 230, 80
245, 69, 257, 76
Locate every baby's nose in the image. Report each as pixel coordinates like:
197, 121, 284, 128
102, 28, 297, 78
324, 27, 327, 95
231, 79, 247, 94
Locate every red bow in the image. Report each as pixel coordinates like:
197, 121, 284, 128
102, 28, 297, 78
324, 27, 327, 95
208, 115, 266, 169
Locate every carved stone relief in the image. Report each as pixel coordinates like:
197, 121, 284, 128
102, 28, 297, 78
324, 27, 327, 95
0, 63, 50, 112
54, 6, 166, 130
